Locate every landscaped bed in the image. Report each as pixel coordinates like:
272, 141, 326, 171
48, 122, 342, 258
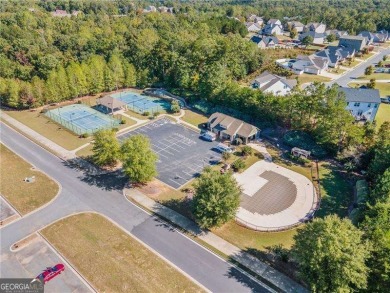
0, 144, 59, 214
41, 213, 204, 293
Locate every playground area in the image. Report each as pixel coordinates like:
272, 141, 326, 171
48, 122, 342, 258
45, 104, 120, 135
111, 91, 170, 114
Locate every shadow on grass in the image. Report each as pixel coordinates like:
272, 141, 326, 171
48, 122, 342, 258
160, 197, 194, 220
316, 162, 351, 218
63, 158, 128, 191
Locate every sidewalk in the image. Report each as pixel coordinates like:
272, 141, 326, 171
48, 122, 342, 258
125, 188, 308, 293
1, 111, 75, 160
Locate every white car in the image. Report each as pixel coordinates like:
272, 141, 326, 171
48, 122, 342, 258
214, 143, 233, 153
200, 131, 216, 142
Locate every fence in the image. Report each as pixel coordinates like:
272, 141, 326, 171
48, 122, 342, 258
45, 108, 120, 135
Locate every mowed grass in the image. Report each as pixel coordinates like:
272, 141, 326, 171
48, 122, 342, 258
375, 103, 390, 129
181, 110, 208, 128
41, 213, 204, 293
349, 82, 390, 97
212, 221, 297, 251
357, 72, 390, 80
6, 110, 91, 150
296, 74, 331, 85
0, 144, 59, 215
341, 59, 361, 68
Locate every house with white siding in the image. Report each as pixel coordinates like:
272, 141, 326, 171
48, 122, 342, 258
339, 87, 381, 122
292, 55, 329, 74
251, 71, 297, 96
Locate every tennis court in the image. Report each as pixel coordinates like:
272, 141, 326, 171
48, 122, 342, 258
111, 91, 170, 114
45, 104, 120, 135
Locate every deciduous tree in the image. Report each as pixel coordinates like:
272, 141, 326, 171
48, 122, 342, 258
192, 168, 241, 228
92, 129, 120, 167
121, 134, 158, 183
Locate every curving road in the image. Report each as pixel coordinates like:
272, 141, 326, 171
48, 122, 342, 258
0, 122, 272, 293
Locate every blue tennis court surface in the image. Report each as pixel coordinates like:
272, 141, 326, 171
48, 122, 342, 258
111, 91, 170, 114
45, 104, 120, 135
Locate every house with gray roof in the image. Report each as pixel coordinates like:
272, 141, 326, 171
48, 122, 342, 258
339, 36, 367, 51
325, 29, 348, 39
304, 23, 326, 34
245, 22, 262, 32
251, 71, 297, 96
358, 31, 389, 43
247, 15, 264, 26
339, 87, 381, 122
286, 21, 305, 33
292, 55, 329, 74
299, 31, 326, 44
207, 113, 259, 144
315, 46, 355, 67
250, 35, 279, 49
262, 19, 283, 35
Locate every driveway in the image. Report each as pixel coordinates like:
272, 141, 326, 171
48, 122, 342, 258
0, 122, 271, 293
329, 48, 390, 87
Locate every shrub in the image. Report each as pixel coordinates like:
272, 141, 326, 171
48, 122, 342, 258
232, 159, 246, 172
241, 146, 253, 156
80, 133, 89, 138
143, 111, 150, 116
120, 118, 126, 124
283, 130, 327, 158
153, 111, 160, 118
222, 151, 232, 162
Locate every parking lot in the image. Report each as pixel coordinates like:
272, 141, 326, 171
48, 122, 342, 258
117, 118, 222, 189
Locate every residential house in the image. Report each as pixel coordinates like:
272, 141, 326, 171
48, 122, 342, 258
299, 31, 326, 44
286, 21, 305, 33
267, 19, 282, 26
358, 31, 389, 43
247, 15, 264, 26
245, 22, 262, 32
158, 6, 174, 13
250, 35, 279, 49
207, 113, 259, 144
304, 22, 327, 34
292, 55, 329, 74
325, 29, 348, 39
339, 87, 381, 122
51, 9, 80, 17
339, 36, 367, 52
143, 6, 157, 13
315, 46, 355, 67
251, 71, 297, 96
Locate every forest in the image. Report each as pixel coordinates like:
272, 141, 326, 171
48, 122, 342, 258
0, 1, 389, 291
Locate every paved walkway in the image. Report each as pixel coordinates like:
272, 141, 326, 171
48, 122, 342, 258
1, 111, 75, 160
125, 188, 308, 293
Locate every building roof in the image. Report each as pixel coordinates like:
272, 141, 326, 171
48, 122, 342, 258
338, 87, 381, 103
250, 35, 278, 46
245, 22, 261, 29
252, 71, 297, 92
300, 31, 326, 39
268, 19, 280, 25
288, 21, 304, 27
316, 46, 355, 64
208, 112, 259, 138
340, 35, 366, 41
296, 55, 328, 70
97, 95, 127, 109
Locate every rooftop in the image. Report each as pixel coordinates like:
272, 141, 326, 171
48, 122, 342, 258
339, 87, 381, 103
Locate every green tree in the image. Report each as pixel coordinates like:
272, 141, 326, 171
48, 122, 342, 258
292, 215, 370, 293
66, 62, 88, 98
170, 99, 180, 113
365, 65, 373, 76
92, 129, 120, 167
222, 151, 232, 162
192, 168, 241, 228
371, 168, 390, 203
108, 53, 125, 90
121, 134, 158, 183
367, 78, 376, 89
326, 33, 336, 43
302, 35, 313, 47
289, 28, 298, 39
241, 145, 253, 156
232, 158, 246, 172
383, 55, 388, 62
123, 62, 137, 87
361, 200, 390, 291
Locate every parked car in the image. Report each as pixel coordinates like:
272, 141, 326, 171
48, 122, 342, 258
214, 143, 234, 153
381, 97, 390, 104
33, 264, 65, 284
200, 131, 216, 142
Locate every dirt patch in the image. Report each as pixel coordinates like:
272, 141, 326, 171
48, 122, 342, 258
136, 179, 170, 197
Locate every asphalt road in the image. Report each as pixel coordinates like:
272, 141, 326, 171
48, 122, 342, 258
329, 47, 390, 87
0, 122, 272, 293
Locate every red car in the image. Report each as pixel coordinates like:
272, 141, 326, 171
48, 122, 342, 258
33, 264, 65, 284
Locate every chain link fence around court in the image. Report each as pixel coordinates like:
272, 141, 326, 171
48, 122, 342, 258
45, 104, 120, 135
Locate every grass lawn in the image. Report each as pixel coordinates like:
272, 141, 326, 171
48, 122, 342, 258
76, 144, 93, 158
0, 144, 59, 215
296, 74, 331, 85
41, 213, 203, 293
6, 110, 91, 151
212, 221, 297, 251
348, 82, 390, 97
327, 68, 346, 74
358, 52, 376, 60
181, 110, 208, 128
375, 103, 390, 129
125, 110, 149, 120
341, 59, 361, 68
112, 114, 137, 129
358, 73, 390, 80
